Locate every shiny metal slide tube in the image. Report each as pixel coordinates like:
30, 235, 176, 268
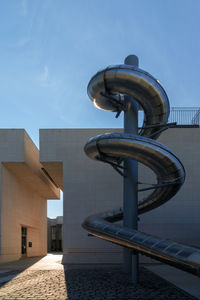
83, 64, 200, 276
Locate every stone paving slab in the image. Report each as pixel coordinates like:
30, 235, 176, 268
0, 266, 197, 300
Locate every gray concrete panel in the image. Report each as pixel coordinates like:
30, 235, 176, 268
40, 127, 200, 264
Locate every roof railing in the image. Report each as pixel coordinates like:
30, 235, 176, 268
138, 107, 200, 127
169, 107, 200, 126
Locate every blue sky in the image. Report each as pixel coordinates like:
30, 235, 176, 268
0, 0, 200, 217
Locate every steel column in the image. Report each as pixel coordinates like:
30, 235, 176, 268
123, 55, 139, 283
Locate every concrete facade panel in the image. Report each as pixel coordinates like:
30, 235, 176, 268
40, 128, 200, 264
139, 128, 200, 248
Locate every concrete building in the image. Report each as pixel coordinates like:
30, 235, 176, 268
0, 129, 59, 263
40, 127, 200, 265
1, 125, 199, 265
47, 216, 63, 252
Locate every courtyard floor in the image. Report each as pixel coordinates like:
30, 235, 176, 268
0, 254, 199, 300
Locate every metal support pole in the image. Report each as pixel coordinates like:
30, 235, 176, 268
123, 55, 139, 283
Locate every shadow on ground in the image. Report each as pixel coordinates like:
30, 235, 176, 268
64, 266, 198, 300
0, 256, 44, 288
0, 256, 198, 299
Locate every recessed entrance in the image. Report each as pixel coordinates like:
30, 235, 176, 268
21, 227, 27, 256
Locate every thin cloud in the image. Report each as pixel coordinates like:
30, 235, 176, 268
41, 66, 49, 82
20, 0, 28, 16
37, 66, 56, 88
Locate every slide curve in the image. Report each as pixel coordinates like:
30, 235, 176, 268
82, 64, 200, 276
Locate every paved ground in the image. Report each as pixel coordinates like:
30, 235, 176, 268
147, 264, 200, 299
0, 254, 198, 300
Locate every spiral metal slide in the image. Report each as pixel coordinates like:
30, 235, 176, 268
82, 64, 200, 276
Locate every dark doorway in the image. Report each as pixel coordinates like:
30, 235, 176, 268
21, 227, 27, 255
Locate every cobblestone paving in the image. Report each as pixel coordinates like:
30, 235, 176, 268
0, 266, 197, 300
0, 269, 67, 300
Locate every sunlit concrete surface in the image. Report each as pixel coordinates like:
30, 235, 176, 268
0, 254, 66, 300
0, 255, 197, 299
0, 129, 60, 263
0, 253, 63, 272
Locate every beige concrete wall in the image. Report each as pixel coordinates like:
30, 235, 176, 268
40, 129, 123, 264
40, 128, 200, 264
0, 164, 47, 263
0, 129, 60, 263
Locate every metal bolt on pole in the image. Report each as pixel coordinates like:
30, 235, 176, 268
123, 54, 139, 284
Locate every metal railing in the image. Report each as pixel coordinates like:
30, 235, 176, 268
169, 107, 200, 126
138, 107, 200, 127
